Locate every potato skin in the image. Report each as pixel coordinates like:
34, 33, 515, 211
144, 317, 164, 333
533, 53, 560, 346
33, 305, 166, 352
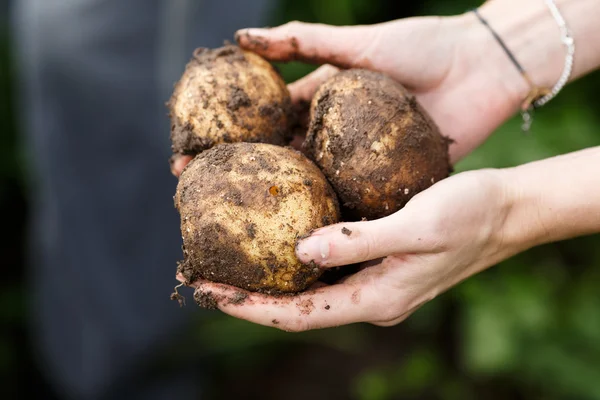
175, 142, 340, 293
168, 44, 293, 156
304, 69, 452, 220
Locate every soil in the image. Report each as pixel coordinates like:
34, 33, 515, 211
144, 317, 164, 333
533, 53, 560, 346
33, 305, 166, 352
170, 120, 216, 156
246, 223, 257, 239
318, 263, 361, 285
235, 30, 270, 51
170, 285, 186, 307
176, 222, 267, 289
227, 291, 248, 305
296, 298, 315, 315
193, 289, 220, 310
226, 86, 251, 111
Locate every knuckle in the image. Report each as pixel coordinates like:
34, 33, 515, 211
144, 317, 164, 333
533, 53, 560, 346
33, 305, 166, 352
319, 64, 339, 74
356, 234, 376, 261
281, 20, 304, 32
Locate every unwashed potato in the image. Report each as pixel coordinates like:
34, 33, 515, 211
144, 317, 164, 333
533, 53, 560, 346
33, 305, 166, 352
168, 44, 293, 156
174, 142, 340, 293
304, 69, 452, 220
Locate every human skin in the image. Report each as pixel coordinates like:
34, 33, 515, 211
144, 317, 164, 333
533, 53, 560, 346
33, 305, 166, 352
172, 0, 600, 331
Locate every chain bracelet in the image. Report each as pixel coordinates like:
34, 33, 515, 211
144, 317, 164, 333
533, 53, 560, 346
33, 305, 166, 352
533, 0, 575, 107
521, 0, 575, 131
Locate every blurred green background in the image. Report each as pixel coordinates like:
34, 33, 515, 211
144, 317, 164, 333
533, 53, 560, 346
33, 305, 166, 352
1, 0, 599, 399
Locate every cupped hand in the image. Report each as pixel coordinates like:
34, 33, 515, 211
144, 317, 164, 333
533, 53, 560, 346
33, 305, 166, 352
177, 169, 523, 331
170, 13, 528, 177
238, 15, 529, 161
170, 12, 530, 329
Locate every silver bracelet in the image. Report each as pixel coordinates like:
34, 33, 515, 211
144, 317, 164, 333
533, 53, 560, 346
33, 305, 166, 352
522, 0, 575, 131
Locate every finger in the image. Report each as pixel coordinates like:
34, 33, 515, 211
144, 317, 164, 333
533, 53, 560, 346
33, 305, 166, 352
234, 22, 377, 68
170, 154, 194, 177
295, 215, 433, 268
288, 64, 339, 104
183, 277, 381, 332
288, 133, 306, 151
287, 97, 310, 151
289, 99, 310, 142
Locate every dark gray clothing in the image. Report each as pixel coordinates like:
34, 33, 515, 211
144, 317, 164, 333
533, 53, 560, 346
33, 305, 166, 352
10, 1, 274, 399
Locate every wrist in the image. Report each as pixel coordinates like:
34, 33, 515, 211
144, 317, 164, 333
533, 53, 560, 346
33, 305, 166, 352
478, 168, 529, 259
463, 0, 600, 114
465, 0, 559, 113
498, 147, 600, 252
478, 0, 565, 102
495, 166, 543, 253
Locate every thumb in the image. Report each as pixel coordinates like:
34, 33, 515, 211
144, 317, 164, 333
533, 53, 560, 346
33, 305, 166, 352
296, 214, 430, 268
234, 21, 377, 69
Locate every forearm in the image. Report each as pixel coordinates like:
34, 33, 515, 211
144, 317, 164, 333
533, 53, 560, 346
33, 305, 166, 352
501, 146, 600, 251
473, 0, 600, 109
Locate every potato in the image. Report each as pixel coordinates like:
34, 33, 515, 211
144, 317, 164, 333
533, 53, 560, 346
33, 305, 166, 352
174, 142, 340, 293
304, 69, 452, 220
168, 44, 293, 156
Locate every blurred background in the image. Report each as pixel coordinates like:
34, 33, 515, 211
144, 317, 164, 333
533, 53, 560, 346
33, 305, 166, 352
1, 0, 599, 399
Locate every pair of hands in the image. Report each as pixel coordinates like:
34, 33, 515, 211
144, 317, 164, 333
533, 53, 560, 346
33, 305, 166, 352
171, 14, 530, 331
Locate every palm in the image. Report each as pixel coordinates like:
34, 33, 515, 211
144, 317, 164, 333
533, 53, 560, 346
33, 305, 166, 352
415, 70, 518, 163
339, 171, 507, 325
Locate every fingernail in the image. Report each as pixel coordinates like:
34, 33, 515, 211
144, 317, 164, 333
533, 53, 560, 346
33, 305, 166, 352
297, 236, 329, 264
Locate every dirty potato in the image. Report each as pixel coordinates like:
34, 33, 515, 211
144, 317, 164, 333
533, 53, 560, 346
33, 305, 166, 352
304, 69, 452, 220
175, 142, 340, 293
168, 44, 293, 156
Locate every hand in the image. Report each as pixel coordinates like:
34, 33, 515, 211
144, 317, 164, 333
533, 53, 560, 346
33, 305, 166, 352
235, 15, 528, 161
171, 3, 600, 331
170, 11, 534, 177
178, 169, 520, 331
